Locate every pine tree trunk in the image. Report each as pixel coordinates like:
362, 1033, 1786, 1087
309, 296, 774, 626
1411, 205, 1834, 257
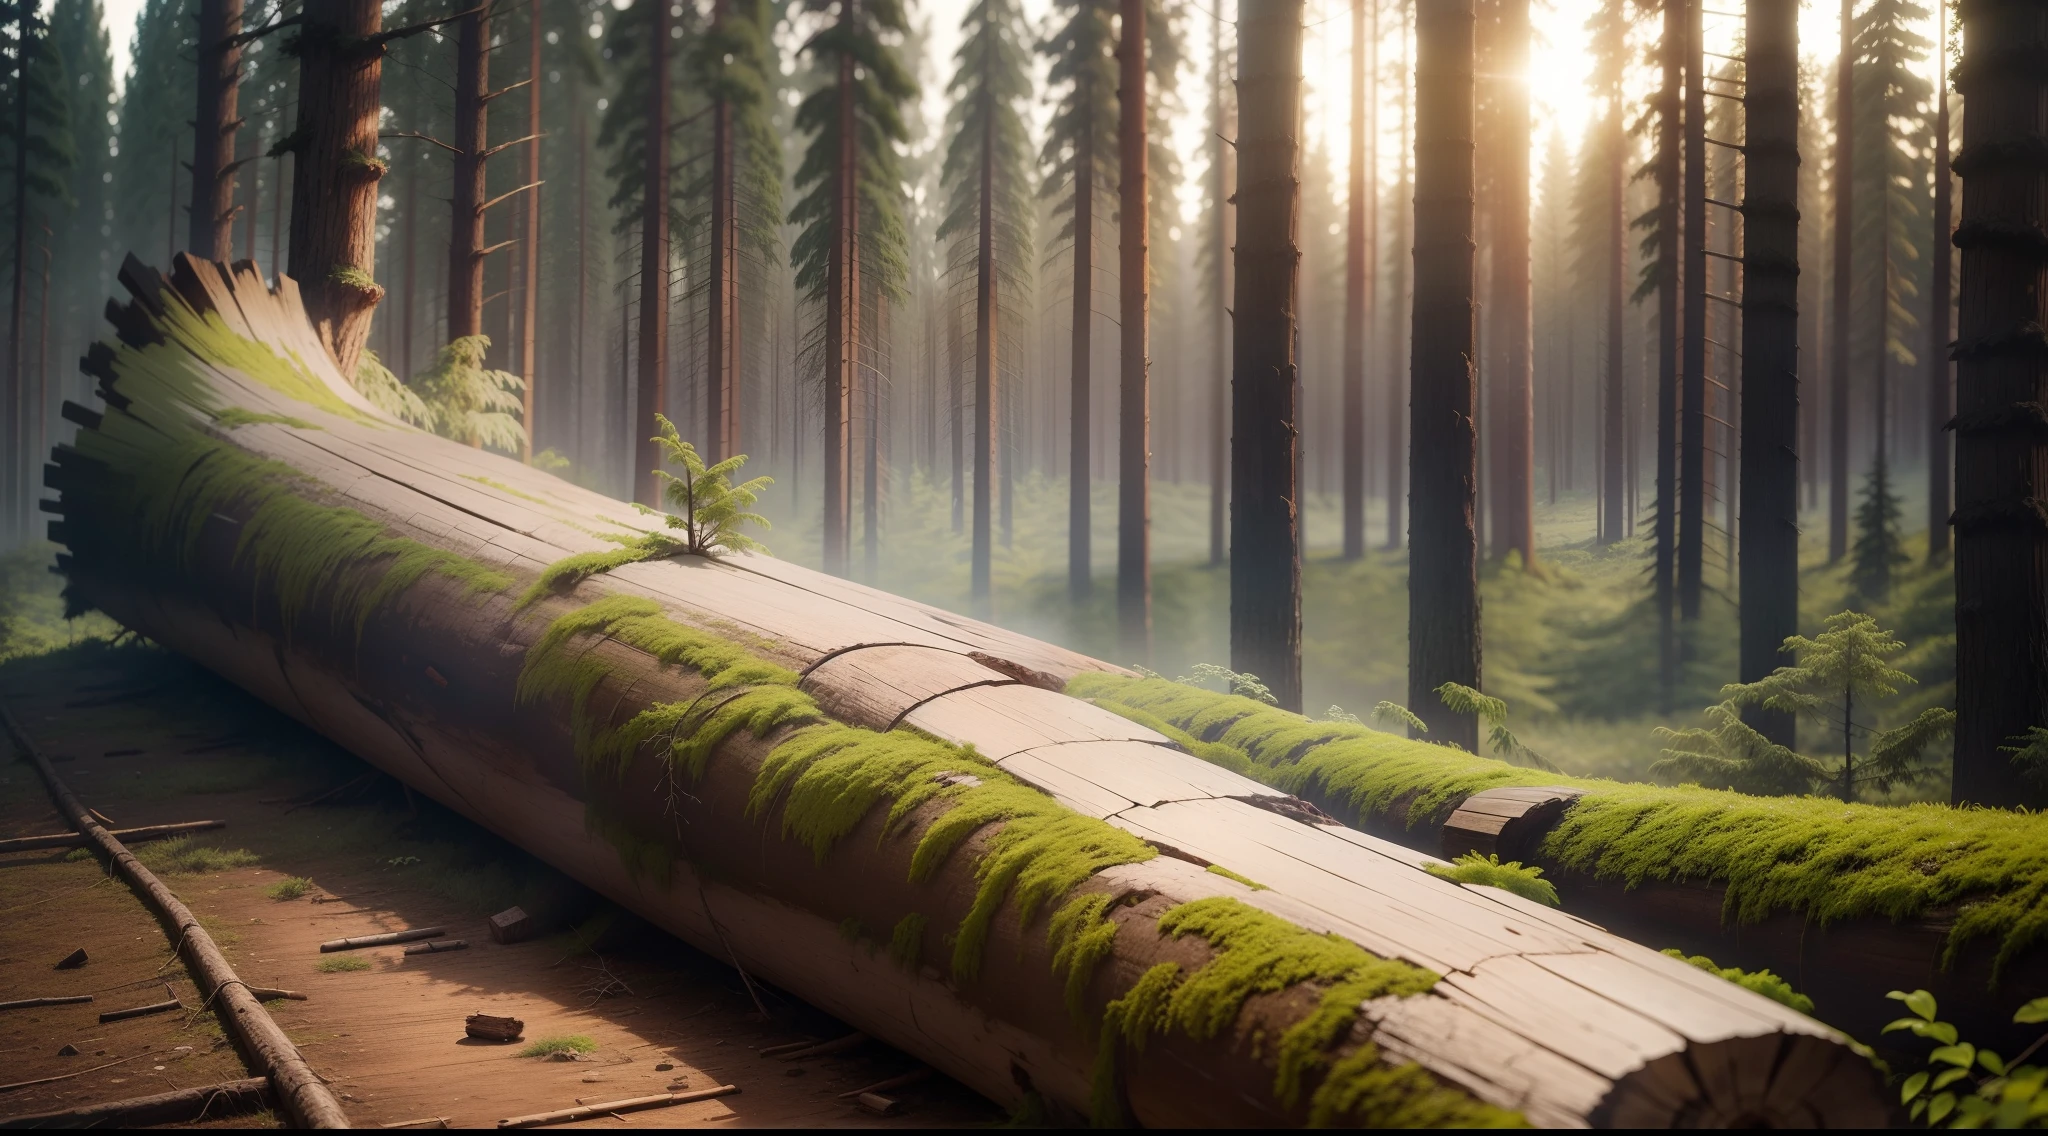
1208, 18, 1228, 566
1677, 0, 1706, 618
286, 0, 386, 379
1069, 80, 1094, 599
972, 78, 996, 611
633, 0, 671, 506
1485, 0, 1534, 569
1926, 16, 1952, 560
1737, 0, 1799, 747
706, 0, 738, 463
1117, 0, 1150, 655
1652, 0, 1681, 707
190, 0, 242, 262
1826, 0, 1854, 562
521, 0, 541, 462
447, 8, 487, 343
401, 160, 416, 381
821, 1, 858, 575
4, 1, 28, 549
1384, 17, 1409, 553
1951, 0, 2048, 809
1601, 104, 1626, 546
1342, 0, 1370, 560
1230, 0, 1305, 713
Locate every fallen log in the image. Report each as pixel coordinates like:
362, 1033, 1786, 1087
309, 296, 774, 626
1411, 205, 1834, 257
36, 254, 1893, 1126
1069, 674, 2048, 1051
0, 820, 226, 853
0, 1076, 272, 1129
0, 703, 348, 1127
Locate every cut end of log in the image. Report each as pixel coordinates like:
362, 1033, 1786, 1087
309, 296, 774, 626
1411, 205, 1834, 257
465, 1013, 525, 1043
488, 906, 536, 944
1593, 1033, 1894, 1128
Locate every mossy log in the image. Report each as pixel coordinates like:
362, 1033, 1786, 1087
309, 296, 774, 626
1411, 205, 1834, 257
1070, 674, 2048, 1052
41, 255, 1890, 1128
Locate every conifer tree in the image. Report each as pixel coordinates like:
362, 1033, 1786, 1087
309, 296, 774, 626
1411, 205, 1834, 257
1850, 0, 1930, 471
1483, 0, 1534, 570
189, 0, 242, 259
1826, 0, 1853, 563
110, 0, 194, 267
790, 0, 914, 576
1341, 0, 1373, 560
939, 0, 1031, 613
1925, 5, 1952, 559
1, 0, 69, 550
1583, 0, 1625, 548
47, 0, 111, 357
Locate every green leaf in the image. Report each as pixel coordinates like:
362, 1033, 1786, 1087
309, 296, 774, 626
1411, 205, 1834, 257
1884, 1016, 1926, 1034
1932, 1043, 1976, 1068
1911, 1098, 1927, 1120
1929, 1021, 1961, 1046
1932, 1066, 1973, 1091
1930, 1091, 1957, 1124
1891, 989, 1939, 1022
1979, 1050, 2007, 1076
1903, 1071, 1930, 1102
2014, 997, 2048, 1024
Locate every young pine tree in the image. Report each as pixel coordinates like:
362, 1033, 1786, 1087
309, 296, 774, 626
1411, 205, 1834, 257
938, 0, 1032, 614
1853, 451, 1909, 604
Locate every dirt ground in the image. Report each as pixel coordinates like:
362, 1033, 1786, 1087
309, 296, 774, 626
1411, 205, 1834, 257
0, 642, 1005, 1129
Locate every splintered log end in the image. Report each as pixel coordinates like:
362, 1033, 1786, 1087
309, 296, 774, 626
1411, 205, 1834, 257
1592, 1034, 1894, 1128
465, 1013, 524, 1043
1441, 785, 1587, 862
488, 906, 536, 944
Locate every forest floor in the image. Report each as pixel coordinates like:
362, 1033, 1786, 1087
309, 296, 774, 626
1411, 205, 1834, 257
0, 643, 1003, 1129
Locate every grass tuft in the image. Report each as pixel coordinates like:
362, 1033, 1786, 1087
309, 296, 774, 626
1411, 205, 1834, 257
135, 837, 259, 875
315, 955, 371, 973
1660, 948, 1814, 1015
518, 1035, 597, 1058
1425, 853, 1560, 907
266, 876, 313, 900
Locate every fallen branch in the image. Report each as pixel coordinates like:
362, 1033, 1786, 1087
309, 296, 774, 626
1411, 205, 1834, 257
320, 927, 446, 952
248, 987, 307, 1001
0, 995, 92, 1012
494, 1085, 739, 1129
99, 996, 180, 1023
0, 706, 348, 1128
0, 1075, 272, 1128
402, 939, 468, 955
0, 819, 226, 853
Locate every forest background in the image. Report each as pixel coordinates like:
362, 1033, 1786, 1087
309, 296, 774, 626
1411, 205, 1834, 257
0, 0, 1961, 795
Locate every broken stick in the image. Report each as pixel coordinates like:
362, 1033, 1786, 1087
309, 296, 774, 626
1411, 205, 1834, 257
403, 939, 468, 956
0, 995, 92, 1012
98, 996, 180, 1023
494, 1085, 739, 1129
0, 819, 225, 854
320, 927, 446, 952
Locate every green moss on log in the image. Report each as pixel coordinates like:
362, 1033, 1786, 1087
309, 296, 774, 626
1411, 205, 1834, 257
1071, 672, 2048, 977
514, 535, 680, 612
888, 913, 926, 969
213, 408, 319, 430
1091, 897, 1513, 1128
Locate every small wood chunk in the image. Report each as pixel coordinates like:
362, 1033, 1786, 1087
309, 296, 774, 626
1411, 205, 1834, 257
465, 1013, 525, 1042
489, 906, 535, 944
247, 987, 306, 1001
1441, 786, 1586, 862
54, 947, 87, 969
855, 1092, 901, 1117
404, 938, 469, 956
99, 997, 180, 1023
56, 1043, 79, 1056
319, 927, 446, 952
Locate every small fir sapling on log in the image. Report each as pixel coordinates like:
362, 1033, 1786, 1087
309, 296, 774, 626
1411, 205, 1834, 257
641, 414, 773, 556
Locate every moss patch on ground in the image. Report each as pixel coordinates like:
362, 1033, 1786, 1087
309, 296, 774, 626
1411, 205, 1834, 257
1072, 672, 2048, 977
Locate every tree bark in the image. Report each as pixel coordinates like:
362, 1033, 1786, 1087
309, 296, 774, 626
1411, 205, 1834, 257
1826, 0, 1854, 563
5, 0, 29, 549
190, 0, 242, 261
1601, 100, 1625, 546
1070, 79, 1094, 599
1926, 13, 1952, 560
1652, 0, 1681, 707
522, 0, 541, 462
972, 76, 996, 612
287, 0, 387, 379
1117, 0, 1150, 655
1230, 0, 1305, 713
447, 7, 488, 344
707, 0, 738, 463
1342, 0, 1371, 560
1384, 10, 1409, 553
633, 0, 671, 506
1737, 0, 1800, 747
821, 0, 858, 575
1484, 0, 1533, 570
1208, 16, 1229, 566
1951, 0, 2048, 809
1677, 0, 1706, 618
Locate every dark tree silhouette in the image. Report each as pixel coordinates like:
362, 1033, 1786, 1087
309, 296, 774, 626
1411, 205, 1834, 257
1925, 8, 1951, 559
1827, 0, 1854, 563
189, 0, 241, 259
1116, 0, 1149, 652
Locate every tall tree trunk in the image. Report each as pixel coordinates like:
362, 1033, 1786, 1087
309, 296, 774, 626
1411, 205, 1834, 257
1485, 0, 1533, 569
1208, 17, 1228, 566
447, 7, 488, 343
4, 0, 28, 548
1601, 103, 1625, 546
1738, 0, 1800, 746
707, 0, 739, 462
1117, 0, 1150, 654
972, 76, 996, 612
1384, 6, 1409, 552
190, 0, 242, 262
1677, 0, 1706, 617
950, 296, 963, 532
633, 0, 671, 506
401, 159, 417, 381
287, 0, 387, 379
1069, 79, 1094, 599
1342, 0, 1371, 560
1951, 0, 2048, 809
522, 0, 541, 461
1230, 0, 1305, 712
1408, 0, 1478, 749
1926, 13, 1952, 560
821, 0, 858, 575
1652, 0, 1681, 708
1826, 0, 1853, 562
